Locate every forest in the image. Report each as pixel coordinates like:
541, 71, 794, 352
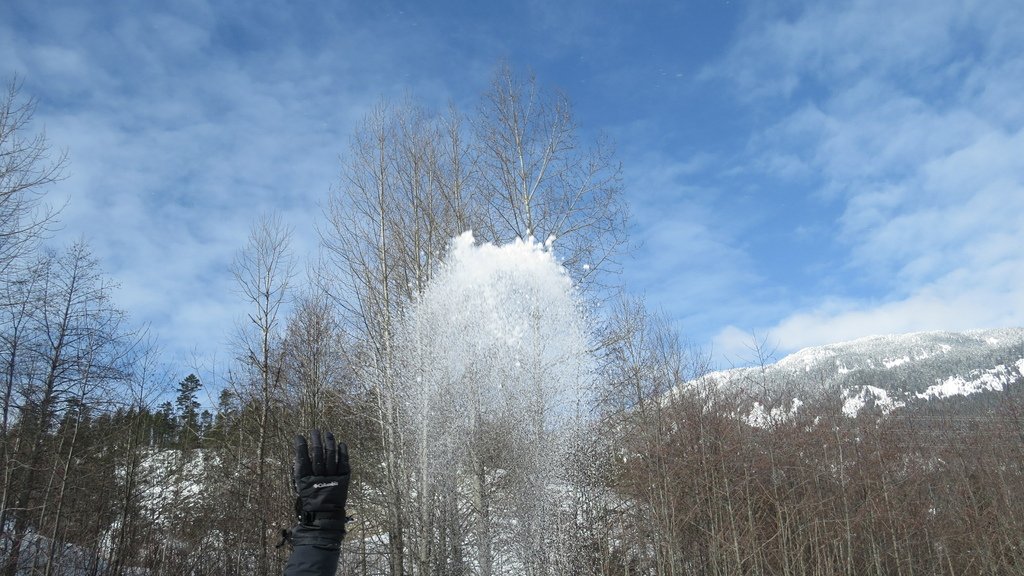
2, 69, 1024, 576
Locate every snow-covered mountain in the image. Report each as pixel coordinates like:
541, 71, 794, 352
698, 328, 1024, 420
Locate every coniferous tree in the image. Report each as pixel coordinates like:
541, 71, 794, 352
175, 374, 202, 451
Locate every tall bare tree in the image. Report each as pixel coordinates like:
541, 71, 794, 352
0, 78, 64, 279
322, 96, 480, 576
230, 211, 296, 576
0, 78, 66, 570
283, 284, 348, 432
473, 64, 627, 290
1, 242, 135, 576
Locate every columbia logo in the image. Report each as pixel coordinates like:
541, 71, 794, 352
313, 481, 339, 489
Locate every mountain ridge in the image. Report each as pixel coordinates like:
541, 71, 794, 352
700, 327, 1024, 419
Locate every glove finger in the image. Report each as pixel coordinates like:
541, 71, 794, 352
293, 435, 313, 485
338, 441, 351, 476
311, 429, 326, 476
325, 431, 339, 476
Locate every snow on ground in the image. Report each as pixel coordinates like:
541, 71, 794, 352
746, 398, 803, 428
776, 347, 838, 372
842, 386, 904, 417
916, 359, 1024, 400
127, 448, 216, 529
883, 356, 910, 369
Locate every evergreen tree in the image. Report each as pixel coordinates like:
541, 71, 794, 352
153, 401, 176, 448
175, 374, 202, 450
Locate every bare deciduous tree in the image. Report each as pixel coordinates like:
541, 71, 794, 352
1, 242, 136, 576
0, 78, 65, 277
474, 64, 628, 290
230, 211, 296, 576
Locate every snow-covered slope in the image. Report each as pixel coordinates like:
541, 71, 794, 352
698, 328, 1024, 419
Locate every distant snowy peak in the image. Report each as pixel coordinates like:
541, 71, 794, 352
699, 327, 1024, 420
775, 328, 1024, 374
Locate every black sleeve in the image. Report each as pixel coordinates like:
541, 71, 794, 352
282, 525, 343, 576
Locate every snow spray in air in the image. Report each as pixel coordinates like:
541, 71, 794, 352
395, 231, 594, 575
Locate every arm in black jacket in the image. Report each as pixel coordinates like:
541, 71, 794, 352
282, 525, 344, 576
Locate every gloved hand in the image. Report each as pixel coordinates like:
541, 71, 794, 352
293, 430, 350, 534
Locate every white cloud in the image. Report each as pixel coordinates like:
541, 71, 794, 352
5, 0, 1021, 370
715, 259, 1024, 357
622, 152, 766, 335
1, 0, 476, 367
8, 0, 590, 373
771, 275, 1023, 352
709, 0, 1024, 355
712, 0, 1006, 98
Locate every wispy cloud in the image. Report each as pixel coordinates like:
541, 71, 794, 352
4, 0, 1019, 372
710, 0, 1024, 359
1, 0, 491, 368
622, 151, 772, 338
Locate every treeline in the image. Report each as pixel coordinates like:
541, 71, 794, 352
602, 313, 1024, 575
2, 69, 1024, 576
0, 78, 151, 576
7, 330, 1024, 576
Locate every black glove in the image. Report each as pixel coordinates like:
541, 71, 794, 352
293, 430, 350, 534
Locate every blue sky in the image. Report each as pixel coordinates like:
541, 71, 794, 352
2, 0, 1022, 371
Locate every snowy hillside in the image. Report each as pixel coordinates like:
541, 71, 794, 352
698, 328, 1024, 419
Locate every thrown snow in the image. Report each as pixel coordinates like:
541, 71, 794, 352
395, 228, 598, 506
395, 231, 594, 554
399, 231, 592, 423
